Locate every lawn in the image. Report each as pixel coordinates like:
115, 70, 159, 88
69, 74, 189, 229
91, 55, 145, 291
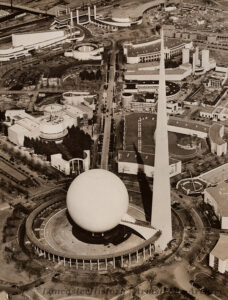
124, 113, 197, 157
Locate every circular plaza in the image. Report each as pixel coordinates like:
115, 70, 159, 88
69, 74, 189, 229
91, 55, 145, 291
25, 197, 159, 270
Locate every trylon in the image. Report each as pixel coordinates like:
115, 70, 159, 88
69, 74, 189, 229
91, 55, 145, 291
151, 28, 173, 250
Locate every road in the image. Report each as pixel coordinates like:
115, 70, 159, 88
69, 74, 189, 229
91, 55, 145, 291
100, 41, 116, 170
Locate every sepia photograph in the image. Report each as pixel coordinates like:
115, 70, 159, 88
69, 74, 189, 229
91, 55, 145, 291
0, 0, 228, 299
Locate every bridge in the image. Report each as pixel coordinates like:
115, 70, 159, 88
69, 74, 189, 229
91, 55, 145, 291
0, 1, 56, 16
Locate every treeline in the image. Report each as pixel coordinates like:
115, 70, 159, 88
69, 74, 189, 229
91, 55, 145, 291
165, 58, 182, 69
1, 143, 59, 181
79, 69, 102, 81
0, 111, 5, 121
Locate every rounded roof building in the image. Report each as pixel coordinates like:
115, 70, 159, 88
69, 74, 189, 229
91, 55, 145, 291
66, 169, 129, 233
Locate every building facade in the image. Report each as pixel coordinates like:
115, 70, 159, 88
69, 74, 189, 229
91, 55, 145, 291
204, 182, 228, 230
209, 234, 228, 273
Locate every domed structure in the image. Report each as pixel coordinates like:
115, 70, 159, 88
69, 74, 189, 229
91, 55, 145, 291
66, 169, 129, 232
39, 104, 68, 142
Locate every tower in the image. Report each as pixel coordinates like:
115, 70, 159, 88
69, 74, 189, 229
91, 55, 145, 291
201, 49, 210, 72
195, 46, 200, 66
151, 29, 172, 250
182, 48, 190, 64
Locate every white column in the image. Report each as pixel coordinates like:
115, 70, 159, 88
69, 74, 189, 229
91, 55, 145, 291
70, 10, 74, 28
129, 253, 131, 266
94, 5, 96, 19
121, 256, 124, 267
76, 10, 80, 24
88, 7, 91, 22
218, 259, 226, 273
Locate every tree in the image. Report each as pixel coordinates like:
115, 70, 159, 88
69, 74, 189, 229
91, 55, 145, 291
96, 69, 102, 80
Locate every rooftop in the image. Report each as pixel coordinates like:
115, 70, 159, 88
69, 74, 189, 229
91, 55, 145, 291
169, 118, 209, 133
125, 67, 188, 77
125, 61, 160, 71
126, 38, 185, 57
211, 233, 228, 260
118, 150, 178, 166
205, 182, 228, 217
9, 123, 31, 135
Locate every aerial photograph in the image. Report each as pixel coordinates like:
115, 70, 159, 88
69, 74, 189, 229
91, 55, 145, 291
0, 0, 228, 299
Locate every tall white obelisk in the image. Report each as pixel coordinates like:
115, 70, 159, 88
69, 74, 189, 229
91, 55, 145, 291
151, 28, 172, 250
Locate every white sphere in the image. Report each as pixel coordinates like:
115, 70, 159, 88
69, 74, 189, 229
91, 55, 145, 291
66, 169, 129, 232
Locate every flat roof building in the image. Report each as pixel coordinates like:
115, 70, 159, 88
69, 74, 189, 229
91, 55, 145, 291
118, 150, 181, 178
210, 233, 228, 273
209, 123, 227, 156
204, 182, 228, 229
